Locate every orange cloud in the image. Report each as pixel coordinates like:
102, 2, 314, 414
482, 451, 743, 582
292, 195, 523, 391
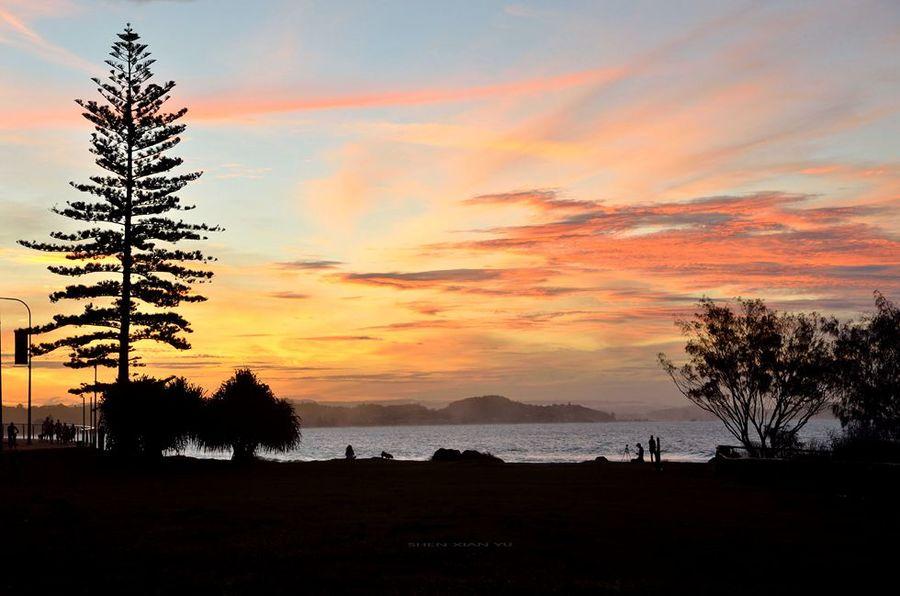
335, 267, 586, 298
431, 191, 899, 299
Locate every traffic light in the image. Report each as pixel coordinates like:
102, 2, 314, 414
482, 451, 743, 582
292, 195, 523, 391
14, 328, 29, 365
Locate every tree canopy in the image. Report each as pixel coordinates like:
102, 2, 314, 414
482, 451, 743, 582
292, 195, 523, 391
199, 369, 301, 460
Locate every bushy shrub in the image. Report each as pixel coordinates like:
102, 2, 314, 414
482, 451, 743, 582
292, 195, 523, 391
830, 422, 900, 463
198, 368, 301, 460
101, 376, 205, 457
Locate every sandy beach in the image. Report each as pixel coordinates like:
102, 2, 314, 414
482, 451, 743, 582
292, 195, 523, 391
1, 448, 896, 594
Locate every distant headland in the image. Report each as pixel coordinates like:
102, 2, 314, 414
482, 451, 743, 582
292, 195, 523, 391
292, 395, 616, 427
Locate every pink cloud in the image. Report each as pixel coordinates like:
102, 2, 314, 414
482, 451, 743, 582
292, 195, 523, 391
187, 67, 626, 121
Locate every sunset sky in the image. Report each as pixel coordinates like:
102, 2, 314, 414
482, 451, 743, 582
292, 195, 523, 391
1, 0, 898, 411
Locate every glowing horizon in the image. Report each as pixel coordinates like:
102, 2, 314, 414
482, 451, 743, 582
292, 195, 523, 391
1, 0, 898, 409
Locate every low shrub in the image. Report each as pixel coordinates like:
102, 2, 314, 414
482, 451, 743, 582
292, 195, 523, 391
431, 448, 503, 463
830, 422, 900, 463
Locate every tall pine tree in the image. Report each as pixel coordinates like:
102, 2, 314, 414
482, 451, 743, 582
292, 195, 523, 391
20, 25, 218, 388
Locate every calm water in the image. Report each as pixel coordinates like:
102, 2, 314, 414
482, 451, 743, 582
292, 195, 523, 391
177, 419, 841, 463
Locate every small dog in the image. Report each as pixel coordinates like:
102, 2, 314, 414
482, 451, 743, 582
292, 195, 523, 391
381, 451, 394, 459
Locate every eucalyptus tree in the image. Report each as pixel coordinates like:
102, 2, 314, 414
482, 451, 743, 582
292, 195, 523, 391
20, 25, 218, 388
830, 292, 900, 440
659, 298, 834, 452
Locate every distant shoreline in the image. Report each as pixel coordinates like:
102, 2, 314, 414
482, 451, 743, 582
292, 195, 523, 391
300, 418, 625, 429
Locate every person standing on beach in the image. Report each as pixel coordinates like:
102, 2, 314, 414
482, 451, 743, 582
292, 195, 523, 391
648, 436, 657, 464
7, 422, 18, 449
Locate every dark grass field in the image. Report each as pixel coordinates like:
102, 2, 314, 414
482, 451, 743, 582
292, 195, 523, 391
1, 448, 897, 594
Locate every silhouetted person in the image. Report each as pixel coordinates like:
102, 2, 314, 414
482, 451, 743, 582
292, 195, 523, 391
345, 444, 356, 460
648, 435, 657, 463
381, 451, 393, 459
7, 422, 18, 449
631, 443, 644, 463
655, 436, 662, 469
54, 420, 63, 444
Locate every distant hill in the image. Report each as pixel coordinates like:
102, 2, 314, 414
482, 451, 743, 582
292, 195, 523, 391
294, 402, 438, 427
295, 395, 615, 427
643, 405, 718, 422
2, 404, 89, 425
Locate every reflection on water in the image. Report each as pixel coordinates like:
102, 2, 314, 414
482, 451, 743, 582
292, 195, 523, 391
176, 419, 841, 463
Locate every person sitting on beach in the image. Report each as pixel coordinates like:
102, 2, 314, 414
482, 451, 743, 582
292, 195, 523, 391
345, 444, 356, 460
631, 443, 644, 463
7, 422, 18, 449
648, 435, 657, 464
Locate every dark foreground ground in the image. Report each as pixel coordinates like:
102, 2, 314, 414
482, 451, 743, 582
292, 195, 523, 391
1, 449, 897, 594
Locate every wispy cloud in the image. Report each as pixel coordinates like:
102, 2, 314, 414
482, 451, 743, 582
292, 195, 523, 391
0, 3, 97, 73
188, 67, 625, 121
301, 335, 381, 342
268, 291, 311, 300
276, 259, 343, 271
336, 267, 580, 295
464, 189, 595, 211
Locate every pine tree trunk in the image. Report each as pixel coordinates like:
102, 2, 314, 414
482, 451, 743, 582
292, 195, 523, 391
118, 48, 135, 385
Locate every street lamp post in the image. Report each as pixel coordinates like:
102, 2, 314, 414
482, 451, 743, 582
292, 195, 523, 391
0, 297, 33, 444
92, 363, 98, 449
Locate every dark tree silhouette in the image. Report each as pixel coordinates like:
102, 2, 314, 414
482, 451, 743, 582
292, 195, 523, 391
830, 291, 900, 440
19, 25, 218, 388
101, 375, 204, 458
199, 369, 301, 460
658, 298, 834, 453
